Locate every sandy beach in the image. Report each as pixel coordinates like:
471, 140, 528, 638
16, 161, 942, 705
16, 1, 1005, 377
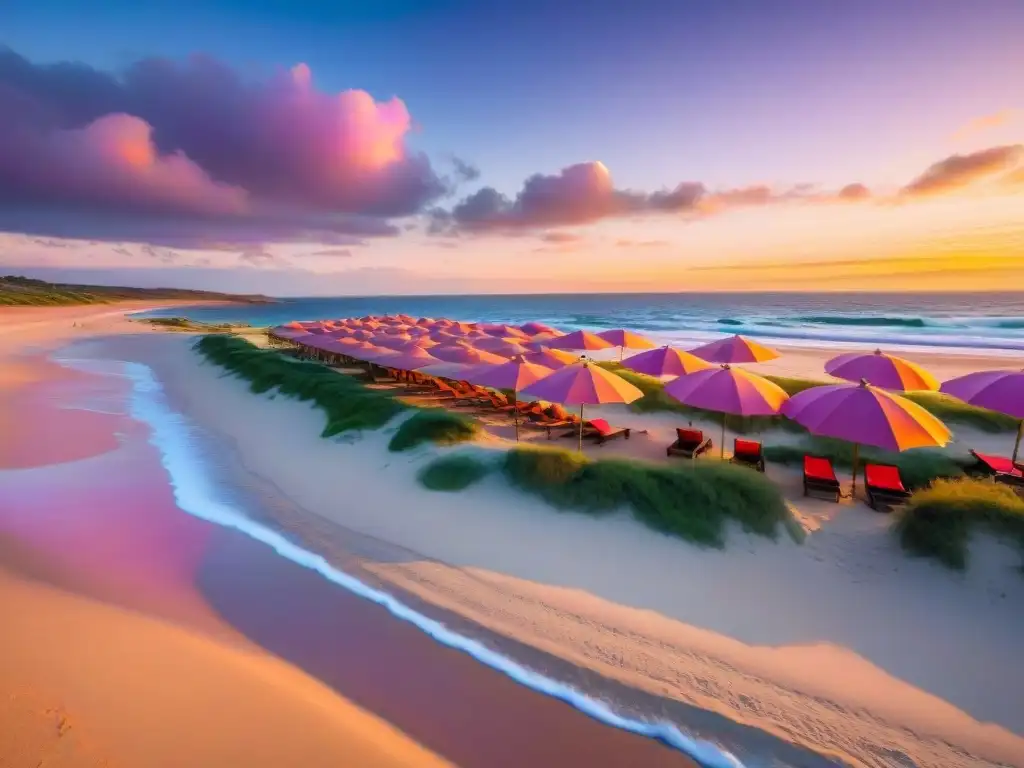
3, 304, 1024, 768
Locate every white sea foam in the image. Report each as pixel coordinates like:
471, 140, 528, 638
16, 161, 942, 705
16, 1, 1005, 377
98, 356, 748, 768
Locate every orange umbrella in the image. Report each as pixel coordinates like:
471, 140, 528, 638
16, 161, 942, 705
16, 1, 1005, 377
689, 334, 779, 364
546, 330, 615, 352
523, 358, 643, 450
473, 337, 530, 357
597, 329, 658, 360
469, 355, 555, 441
522, 347, 579, 369
430, 344, 507, 365
826, 349, 939, 391
623, 345, 711, 378
783, 380, 951, 494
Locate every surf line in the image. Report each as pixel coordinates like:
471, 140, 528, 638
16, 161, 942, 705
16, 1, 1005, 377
123, 359, 745, 768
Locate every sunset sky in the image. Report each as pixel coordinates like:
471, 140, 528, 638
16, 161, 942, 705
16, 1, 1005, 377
1, 0, 1022, 295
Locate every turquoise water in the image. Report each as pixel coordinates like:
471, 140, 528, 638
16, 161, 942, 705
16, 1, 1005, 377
140, 292, 1024, 353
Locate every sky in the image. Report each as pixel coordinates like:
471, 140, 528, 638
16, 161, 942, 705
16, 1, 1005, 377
1, 0, 1022, 295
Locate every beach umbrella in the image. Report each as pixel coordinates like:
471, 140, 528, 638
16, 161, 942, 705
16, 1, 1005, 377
520, 321, 560, 336
941, 369, 1024, 461
782, 380, 951, 494
417, 361, 475, 379
341, 341, 390, 362
623, 346, 711, 379
472, 336, 530, 357
373, 334, 415, 350
597, 329, 658, 360
523, 358, 644, 451
470, 355, 555, 441
430, 344, 507, 365
522, 347, 579, 369
372, 346, 442, 371
689, 334, 779, 364
664, 365, 789, 458
825, 349, 939, 392
545, 330, 615, 352
481, 323, 528, 338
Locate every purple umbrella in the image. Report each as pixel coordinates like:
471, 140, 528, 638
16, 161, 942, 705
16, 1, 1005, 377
942, 369, 1024, 461
623, 346, 711, 378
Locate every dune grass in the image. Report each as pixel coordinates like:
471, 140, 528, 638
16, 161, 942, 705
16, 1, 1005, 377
502, 445, 801, 547
1, 274, 270, 306
895, 478, 1024, 570
195, 335, 409, 437
418, 453, 492, 491
763, 437, 965, 489
598, 362, 1017, 434
389, 409, 481, 452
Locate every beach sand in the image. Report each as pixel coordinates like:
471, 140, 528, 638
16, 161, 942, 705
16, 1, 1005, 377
4, 304, 1024, 768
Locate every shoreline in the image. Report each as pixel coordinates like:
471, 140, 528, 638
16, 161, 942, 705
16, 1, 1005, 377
95, 329, 1024, 768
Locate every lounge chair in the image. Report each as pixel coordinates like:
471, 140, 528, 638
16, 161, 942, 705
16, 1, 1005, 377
667, 427, 712, 458
581, 418, 631, 444
731, 438, 765, 472
525, 411, 578, 438
968, 450, 1024, 488
863, 463, 910, 511
803, 455, 840, 502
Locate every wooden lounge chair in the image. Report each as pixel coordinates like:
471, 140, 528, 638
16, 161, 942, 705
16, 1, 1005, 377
730, 438, 765, 472
968, 450, 1024, 488
581, 418, 631, 444
524, 411, 577, 438
863, 463, 910, 511
667, 427, 712, 459
803, 455, 840, 502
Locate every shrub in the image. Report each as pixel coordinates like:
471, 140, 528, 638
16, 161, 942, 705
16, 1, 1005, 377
388, 409, 480, 452
194, 335, 408, 437
763, 437, 964, 489
502, 446, 800, 547
418, 454, 492, 491
901, 391, 1018, 433
895, 478, 1024, 570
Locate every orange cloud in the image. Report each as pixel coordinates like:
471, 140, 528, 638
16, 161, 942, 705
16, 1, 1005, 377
951, 110, 1019, 141
901, 145, 1023, 196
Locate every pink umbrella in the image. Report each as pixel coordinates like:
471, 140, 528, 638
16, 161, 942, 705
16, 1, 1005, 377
341, 342, 390, 362
523, 358, 644, 450
783, 380, 951, 494
472, 337, 530, 357
470, 356, 555, 441
942, 369, 1024, 460
417, 361, 475, 380
546, 330, 615, 352
520, 321, 560, 336
665, 365, 789, 457
415, 317, 435, 326
373, 346, 442, 371
826, 349, 939, 391
623, 346, 711, 378
431, 344, 507, 365
522, 347, 579, 369
597, 329, 658, 360
481, 323, 528, 338
689, 335, 780, 364
374, 334, 415, 350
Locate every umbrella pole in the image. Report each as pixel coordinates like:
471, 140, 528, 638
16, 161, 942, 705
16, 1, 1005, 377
851, 443, 860, 497
1014, 419, 1023, 464
579, 404, 585, 453
619, 347, 624, 361
721, 413, 726, 459
513, 389, 520, 442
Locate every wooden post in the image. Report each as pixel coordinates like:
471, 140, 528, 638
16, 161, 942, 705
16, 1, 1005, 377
850, 443, 860, 496
1013, 419, 1023, 464
578, 404, 585, 452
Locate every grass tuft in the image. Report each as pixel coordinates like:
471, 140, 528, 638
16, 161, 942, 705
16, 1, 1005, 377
502, 446, 799, 547
418, 454, 493, 491
895, 478, 1024, 570
195, 334, 409, 437
763, 437, 965, 489
388, 409, 480, 452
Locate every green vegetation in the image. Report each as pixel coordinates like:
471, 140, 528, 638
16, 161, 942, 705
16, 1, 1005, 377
763, 437, 965, 489
598, 362, 1017, 434
142, 316, 241, 332
895, 478, 1024, 570
195, 335, 409, 437
388, 409, 480, 452
1, 275, 271, 306
418, 454, 492, 491
502, 446, 801, 547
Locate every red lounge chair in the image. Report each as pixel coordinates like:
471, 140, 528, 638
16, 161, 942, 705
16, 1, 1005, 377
580, 418, 631, 444
863, 463, 910, 511
667, 427, 711, 458
731, 438, 765, 472
969, 450, 1024, 486
803, 455, 840, 502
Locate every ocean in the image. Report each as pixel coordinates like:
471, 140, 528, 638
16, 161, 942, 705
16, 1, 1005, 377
140, 292, 1024, 354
